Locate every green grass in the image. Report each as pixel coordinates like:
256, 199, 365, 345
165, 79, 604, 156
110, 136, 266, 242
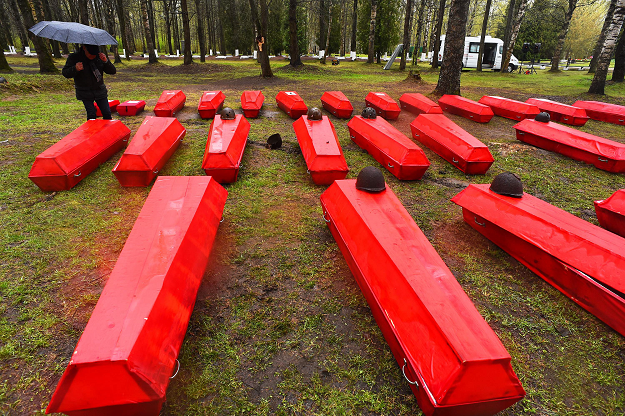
0, 55, 624, 415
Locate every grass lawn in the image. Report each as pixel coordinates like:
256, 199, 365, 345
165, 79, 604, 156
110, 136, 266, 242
0, 55, 624, 415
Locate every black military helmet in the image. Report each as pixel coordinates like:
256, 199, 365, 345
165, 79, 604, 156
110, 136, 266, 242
490, 172, 523, 198
361, 107, 377, 119
266, 133, 282, 149
0, 77, 7, 84
307, 107, 322, 120
535, 112, 550, 123
356, 166, 386, 193
221, 107, 236, 120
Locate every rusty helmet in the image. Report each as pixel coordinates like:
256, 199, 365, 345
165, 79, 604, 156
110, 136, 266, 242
221, 107, 236, 120
266, 133, 282, 149
307, 107, 322, 120
535, 112, 550, 123
361, 107, 377, 119
490, 172, 523, 198
356, 166, 386, 193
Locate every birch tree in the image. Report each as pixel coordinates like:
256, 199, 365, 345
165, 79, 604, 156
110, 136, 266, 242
589, 0, 625, 93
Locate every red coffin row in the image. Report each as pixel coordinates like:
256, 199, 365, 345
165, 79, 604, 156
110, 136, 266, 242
595, 189, 625, 238
321, 180, 526, 416
321, 91, 354, 118
525, 98, 588, 126
513, 119, 625, 173
95, 99, 120, 117
573, 100, 625, 125
478, 96, 540, 121
347, 115, 429, 180
365, 92, 400, 120
438, 95, 493, 123
46, 176, 228, 416
29, 120, 131, 192
117, 100, 146, 116
276, 91, 308, 119
241, 90, 264, 118
154, 90, 186, 117
410, 114, 494, 174
112, 116, 186, 187
293, 115, 348, 185
202, 114, 251, 183
198, 91, 226, 119
452, 184, 625, 337
399, 93, 442, 115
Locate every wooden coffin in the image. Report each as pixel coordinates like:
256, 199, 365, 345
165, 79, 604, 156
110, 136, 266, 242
365, 92, 400, 120
321, 91, 354, 118
29, 120, 131, 192
525, 98, 588, 126
438, 95, 494, 123
595, 189, 625, 238
240, 90, 264, 118
478, 96, 540, 121
153, 90, 186, 117
112, 116, 186, 187
276, 91, 308, 119
46, 176, 228, 416
321, 180, 526, 416
201, 114, 251, 183
399, 93, 442, 115
347, 115, 429, 180
452, 184, 625, 337
198, 91, 226, 119
410, 114, 494, 174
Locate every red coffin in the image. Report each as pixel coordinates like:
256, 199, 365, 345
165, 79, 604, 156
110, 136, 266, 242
95, 99, 120, 117
201, 114, 251, 183
276, 91, 308, 119
399, 93, 442, 115
478, 96, 540, 121
153, 90, 186, 117
117, 100, 146, 116
293, 115, 348, 185
198, 91, 226, 119
513, 119, 625, 173
240, 90, 264, 118
525, 98, 588, 126
365, 92, 400, 120
438, 95, 494, 123
112, 116, 186, 187
410, 114, 494, 174
595, 189, 625, 238
452, 184, 625, 337
347, 115, 429, 180
573, 100, 625, 125
46, 176, 228, 416
321, 180, 526, 416
321, 91, 354, 118
29, 120, 131, 192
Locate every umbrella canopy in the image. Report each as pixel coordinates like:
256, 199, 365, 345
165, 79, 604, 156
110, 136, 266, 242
29, 21, 118, 46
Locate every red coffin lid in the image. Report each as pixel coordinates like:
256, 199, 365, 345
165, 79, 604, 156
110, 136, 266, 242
451, 184, 625, 293
399, 93, 442, 114
154, 90, 186, 113
241, 90, 264, 109
573, 100, 625, 116
321, 91, 353, 110
439, 94, 494, 116
596, 189, 625, 213
411, 114, 494, 161
526, 98, 588, 118
29, 120, 130, 177
199, 90, 226, 111
293, 115, 348, 173
276, 91, 307, 110
119, 100, 146, 108
347, 116, 429, 166
201, 114, 251, 169
365, 92, 400, 111
478, 96, 540, 116
321, 180, 525, 407
113, 116, 186, 172
513, 119, 625, 159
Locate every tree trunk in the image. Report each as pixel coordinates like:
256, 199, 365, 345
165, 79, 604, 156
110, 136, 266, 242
0, 10, 12, 72
367, 0, 377, 63
501, 0, 530, 73
288, 0, 302, 66
115, 0, 131, 59
350, 0, 357, 52
140, 0, 158, 63
476, 0, 492, 71
590, 0, 625, 94
502, 0, 516, 55
9, 0, 29, 53
590, 0, 618, 73
431, 0, 445, 68
549, 0, 578, 72
319, 0, 326, 53
321, 7, 332, 63
195, 0, 206, 61
181, 0, 192, 63
400, 0, 413, 70
39, 0, 62, 58
248, 0, 273, 76
434, 0, 471, 94
0, 3, 12, 50
147, 0, 157, 50
163, 0, 173, 54
16, 0, 58, 73
414, 0, 426, 63
612, 27, 625, 81
78, 0, 89, 24
173, 0, 181, 53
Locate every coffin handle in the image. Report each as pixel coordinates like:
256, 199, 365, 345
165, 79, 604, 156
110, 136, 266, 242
170, 359, 180, 379
220, 217, 224, 223
452, 157, 459, 163
74, 171, 81, 177
387, 162, 394, 169
402, 358, 419, 387
322, 211, 331, 223
597, 157, 609, 162
153, 169, 159, 175
474, 216, 486, 227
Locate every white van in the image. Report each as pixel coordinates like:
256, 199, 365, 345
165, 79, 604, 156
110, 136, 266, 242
436, 35, 519, 72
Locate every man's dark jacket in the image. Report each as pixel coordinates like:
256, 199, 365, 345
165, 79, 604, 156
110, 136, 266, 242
62, 49, 116, 101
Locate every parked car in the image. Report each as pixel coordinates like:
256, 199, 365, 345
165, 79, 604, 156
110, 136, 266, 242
435, 35, 519, 72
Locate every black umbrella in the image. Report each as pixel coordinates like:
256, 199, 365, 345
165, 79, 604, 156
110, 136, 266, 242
29, 21, 118, 46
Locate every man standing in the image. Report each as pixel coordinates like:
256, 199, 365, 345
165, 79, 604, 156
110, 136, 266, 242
62, 44, 116, 120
